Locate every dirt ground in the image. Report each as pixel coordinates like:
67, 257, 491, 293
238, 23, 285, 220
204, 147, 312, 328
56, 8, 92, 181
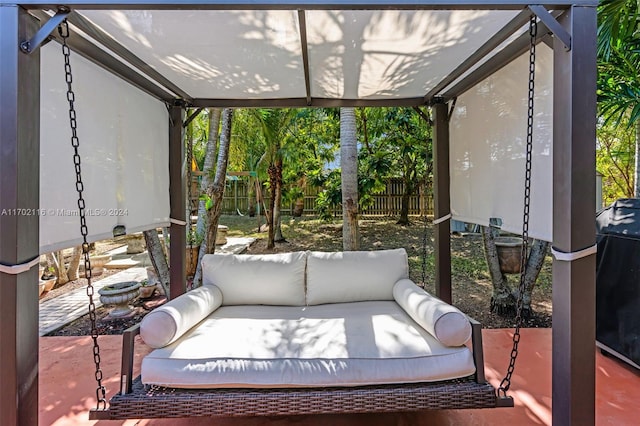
48, 217, 552, 336
242, 220, 552, 330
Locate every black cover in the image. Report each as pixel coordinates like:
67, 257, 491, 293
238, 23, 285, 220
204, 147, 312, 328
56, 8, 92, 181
596, 198, 640, 368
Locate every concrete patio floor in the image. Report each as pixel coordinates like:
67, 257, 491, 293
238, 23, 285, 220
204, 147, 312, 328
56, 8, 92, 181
39, 328, 640, 425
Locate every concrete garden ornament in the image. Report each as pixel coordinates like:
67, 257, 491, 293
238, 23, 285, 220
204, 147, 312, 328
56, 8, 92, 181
98, 281, 140, 318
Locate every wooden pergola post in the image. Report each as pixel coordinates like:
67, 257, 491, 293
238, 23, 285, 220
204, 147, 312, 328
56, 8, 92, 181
0, 6, 40, 426
432, 99, 452, 303
552, 5, 597, 425
169, 103, 186, 298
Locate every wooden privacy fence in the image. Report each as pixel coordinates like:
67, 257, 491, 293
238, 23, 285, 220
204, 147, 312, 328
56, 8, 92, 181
192, 175, 434, 217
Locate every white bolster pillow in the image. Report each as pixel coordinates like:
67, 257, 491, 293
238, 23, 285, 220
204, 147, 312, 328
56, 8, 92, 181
140, 285, 223, 348
393, 279, 472, 347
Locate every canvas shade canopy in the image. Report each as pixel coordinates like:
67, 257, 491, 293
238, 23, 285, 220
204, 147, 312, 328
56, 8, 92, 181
32, 4, 550, 107
0, 1, 597, 425
34, 3, 561, 251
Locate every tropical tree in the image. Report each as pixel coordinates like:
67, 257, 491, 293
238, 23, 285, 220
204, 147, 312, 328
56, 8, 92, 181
357, 108, 392, 213
192, 108, 222, 286
597, 0, 640, 196
225, 109, 266, 217
312, 107, 431, 222
189, 108, 212, 171
383, 108, 431, 224
195, 108, 222, 240
358, 107, 432, 224
204, 108, 234, 254
341, 107, 360, 250
252, 108, 296, 248
597, 114, 636, 204
281, 108, 340, 216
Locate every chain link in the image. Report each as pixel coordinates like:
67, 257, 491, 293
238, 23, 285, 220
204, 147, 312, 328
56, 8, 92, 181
58, 20, 107, 410
186, 115, 195, 275
498, 16, 537, 399
421, 208, 428, 288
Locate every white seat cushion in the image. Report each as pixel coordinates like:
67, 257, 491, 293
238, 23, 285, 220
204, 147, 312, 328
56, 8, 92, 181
141, 301, 476, 388
201, 251, 307, 306
306, 249, 409, 305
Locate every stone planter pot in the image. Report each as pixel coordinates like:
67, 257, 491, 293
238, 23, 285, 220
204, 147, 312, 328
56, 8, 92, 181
146, 267, 166, 296
98, 281, 140, 318
139, 283, 157, 299
41, 277, 56, 292
125, 234, 146, 254
495, 237, 524, 275
216, 225, 228, 245
80, 254, 113, 277
90, 253, 112, 276
38, 282, 46, 297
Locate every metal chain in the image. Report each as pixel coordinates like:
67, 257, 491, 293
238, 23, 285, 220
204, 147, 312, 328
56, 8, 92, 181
58, 20, 107, 410
186, 114, 195, 274
421, 203, 428, 288
498, 16, 536, 399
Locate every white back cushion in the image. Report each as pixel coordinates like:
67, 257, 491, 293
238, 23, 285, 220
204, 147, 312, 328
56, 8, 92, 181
201, 251, 307, 306
140, 285, 223, 348
306, 248, 409, 305
393, 279, 472, 347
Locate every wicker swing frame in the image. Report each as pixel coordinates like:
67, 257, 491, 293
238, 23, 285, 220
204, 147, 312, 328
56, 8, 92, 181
89, 318, 512, 420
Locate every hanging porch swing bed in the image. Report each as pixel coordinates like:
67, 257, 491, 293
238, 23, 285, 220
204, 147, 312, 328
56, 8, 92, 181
98, 249, 502, 420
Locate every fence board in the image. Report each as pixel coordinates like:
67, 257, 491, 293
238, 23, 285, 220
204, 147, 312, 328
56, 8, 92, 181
194, 176, 433, 217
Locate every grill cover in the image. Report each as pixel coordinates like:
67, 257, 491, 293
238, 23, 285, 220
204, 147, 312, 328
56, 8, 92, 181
596, 198, 640, 368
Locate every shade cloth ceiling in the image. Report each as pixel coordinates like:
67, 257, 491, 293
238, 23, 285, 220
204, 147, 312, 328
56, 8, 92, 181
74, 8, 521, 102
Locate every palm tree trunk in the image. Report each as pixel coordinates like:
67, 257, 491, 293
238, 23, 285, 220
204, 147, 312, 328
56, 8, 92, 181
248, 177, 257, 216
205, 108, 233, 256
274, 160, 286, 242
195, 108, 222, 239
341, 107, 360, 251
267, 164, 277, 249
192, 108, 222, 286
